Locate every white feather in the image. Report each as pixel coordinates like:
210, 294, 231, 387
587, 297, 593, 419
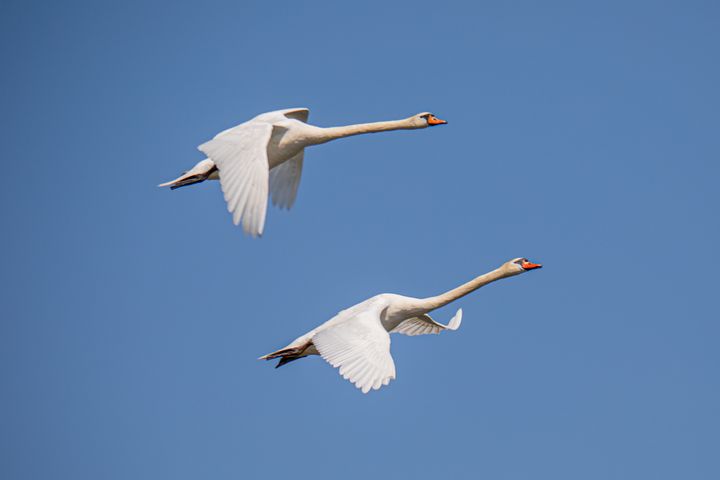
390, 308, 463, 336
269, 151, 304, 210
313, 308, 396, 394
198, 123, 272, 237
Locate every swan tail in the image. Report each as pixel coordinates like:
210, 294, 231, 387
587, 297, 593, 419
259, 344, 308, 369
158, 170, 215, 190
158, 159, 218, 190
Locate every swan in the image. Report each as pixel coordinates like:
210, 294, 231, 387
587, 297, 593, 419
260, 258, 543, 393
159, 108, 447, 236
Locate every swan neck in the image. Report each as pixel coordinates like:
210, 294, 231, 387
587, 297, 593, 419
420, 268, 512, 311
311, 119, 416, 144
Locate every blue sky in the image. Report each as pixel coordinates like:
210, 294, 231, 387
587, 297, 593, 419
2, 0, 719, 478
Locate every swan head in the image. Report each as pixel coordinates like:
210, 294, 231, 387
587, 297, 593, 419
504, 257, 543, 275
410, 112, 447, 128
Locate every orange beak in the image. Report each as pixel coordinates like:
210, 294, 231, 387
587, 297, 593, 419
521, 261, 543, 270
427, 116, 447, 125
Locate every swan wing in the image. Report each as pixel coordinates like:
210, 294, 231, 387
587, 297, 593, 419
198, 123, 272, 237
213, 108, 311, 139
268, 151, 304, 210
390, 308, 463, 336
278, 108, 309, 122
312, 310, 396, 394
251, 107, 310, 124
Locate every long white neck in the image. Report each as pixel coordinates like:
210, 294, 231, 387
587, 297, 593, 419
308, 118, 420, 145
417, 267, 519, 313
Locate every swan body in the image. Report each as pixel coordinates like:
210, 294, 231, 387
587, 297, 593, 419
260, 258, 542, 393
159, 108, 447, 236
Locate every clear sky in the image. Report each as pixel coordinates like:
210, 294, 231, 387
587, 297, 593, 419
2, 1, 719, 479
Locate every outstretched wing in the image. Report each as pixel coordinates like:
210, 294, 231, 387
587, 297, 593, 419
269, 151, 304, 210
312, 310, 396, 394
198, 123, 272, 237
251, 107, 310, 124
390, 308, 463, 336
280, 108, 309, 122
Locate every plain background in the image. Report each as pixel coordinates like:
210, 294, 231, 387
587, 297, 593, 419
2, 1, 719, 479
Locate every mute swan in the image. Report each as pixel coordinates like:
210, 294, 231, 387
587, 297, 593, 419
260, 258, 542, 393
159, 108, 446, 236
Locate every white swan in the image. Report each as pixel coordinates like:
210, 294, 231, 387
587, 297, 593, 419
159, 108, 447, 236
260, 258, 542, 393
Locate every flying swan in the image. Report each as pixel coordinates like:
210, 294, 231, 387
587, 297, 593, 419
159, 108, 447, 236
260, 258, 543, 393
